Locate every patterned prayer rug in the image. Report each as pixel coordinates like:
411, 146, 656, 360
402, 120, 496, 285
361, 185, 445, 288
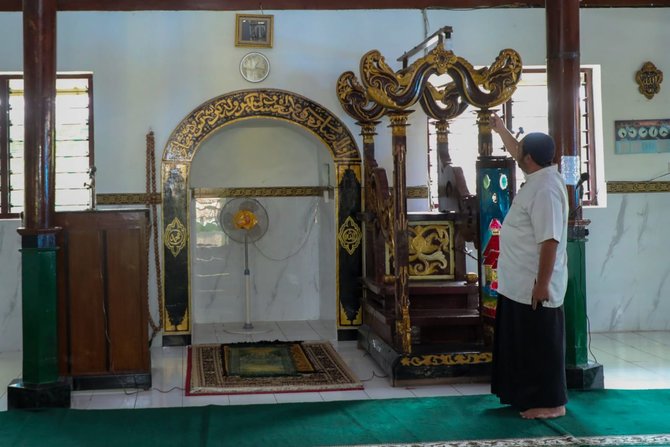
334, 434, 670, 446
186, 341, 363, 395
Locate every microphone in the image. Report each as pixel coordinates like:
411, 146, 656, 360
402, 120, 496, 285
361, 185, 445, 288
576, 172, 589, 200
569, 173, 591, 223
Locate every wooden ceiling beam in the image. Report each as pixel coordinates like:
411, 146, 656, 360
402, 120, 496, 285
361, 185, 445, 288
1, 0, 669, 12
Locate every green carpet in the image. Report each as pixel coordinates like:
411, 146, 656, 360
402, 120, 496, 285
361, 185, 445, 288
1, 389, 669, 446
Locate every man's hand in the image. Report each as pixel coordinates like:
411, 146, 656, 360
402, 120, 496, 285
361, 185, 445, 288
488, 112, 521, 160
489, 112, 506, 134
531, 281, 550, 310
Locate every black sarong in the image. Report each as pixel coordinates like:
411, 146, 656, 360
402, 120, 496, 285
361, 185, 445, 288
491, 294, 568, 411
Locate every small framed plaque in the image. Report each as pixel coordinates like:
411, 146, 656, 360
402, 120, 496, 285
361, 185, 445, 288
235, 14, 273, 48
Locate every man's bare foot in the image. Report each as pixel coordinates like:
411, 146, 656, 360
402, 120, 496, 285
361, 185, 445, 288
520, 405, 566, 419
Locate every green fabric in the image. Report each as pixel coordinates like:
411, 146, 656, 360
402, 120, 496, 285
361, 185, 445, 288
1, 389, 669, 446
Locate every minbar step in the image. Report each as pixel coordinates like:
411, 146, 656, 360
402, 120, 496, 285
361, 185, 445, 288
364, 301, 481, 328
363, 278, 478, 296
410, 308, 480, 326
358, 324, 491, 387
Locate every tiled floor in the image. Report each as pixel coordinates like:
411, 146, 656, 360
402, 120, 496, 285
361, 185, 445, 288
1, 322, 669, 411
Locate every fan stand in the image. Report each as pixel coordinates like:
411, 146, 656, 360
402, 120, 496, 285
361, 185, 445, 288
224, 234, 272, 335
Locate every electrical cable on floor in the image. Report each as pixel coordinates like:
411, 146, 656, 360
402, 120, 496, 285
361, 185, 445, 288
117, 385, 185, 396
578, 240, 599, 364
359, 370, 389, 382
587, 313, 599, 364
360, 332, 389, 380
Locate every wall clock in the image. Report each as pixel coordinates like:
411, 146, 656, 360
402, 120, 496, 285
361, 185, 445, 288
240, 52, 270, 83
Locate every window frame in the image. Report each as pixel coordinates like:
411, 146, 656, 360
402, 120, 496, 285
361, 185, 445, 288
427, 65, 600, 208
0, 72, 94, 218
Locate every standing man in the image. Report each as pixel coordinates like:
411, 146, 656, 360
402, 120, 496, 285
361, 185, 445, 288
489, 113, 569, 419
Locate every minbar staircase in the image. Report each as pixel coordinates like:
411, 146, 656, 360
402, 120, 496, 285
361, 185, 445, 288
358, 205, 493, 386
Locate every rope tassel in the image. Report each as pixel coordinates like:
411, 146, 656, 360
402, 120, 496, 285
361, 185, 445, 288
146, 130, 164, 345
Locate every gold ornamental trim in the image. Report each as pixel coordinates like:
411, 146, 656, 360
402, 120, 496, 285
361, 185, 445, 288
338, 216, 362, 256
164, 306, 190, 333
407, 186, 429, 199
400, 351, 492, 367
389, 112, 411, 136
607, 181, 670, 194
336, 71, 388, 123
193, 186, 327, 198
388, 186, 429, 199
164, 89, 361, 163
339, 302, 362, 326
96, 193, 161, 205
357, 44, 521, 112
360, 122, 379, 144
164, 217, 188, 257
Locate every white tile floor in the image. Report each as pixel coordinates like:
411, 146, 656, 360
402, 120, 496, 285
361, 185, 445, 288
1, 322, 670, 411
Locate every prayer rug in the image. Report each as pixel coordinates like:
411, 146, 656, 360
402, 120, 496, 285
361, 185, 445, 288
186, 341, 363, 395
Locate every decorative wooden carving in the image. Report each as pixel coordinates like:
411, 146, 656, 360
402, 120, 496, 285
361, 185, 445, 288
636, 61, 663, 100
337, 37, 522, 356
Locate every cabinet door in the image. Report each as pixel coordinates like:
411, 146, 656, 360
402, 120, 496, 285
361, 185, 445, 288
106, 225, 149, 372
65, 228, 108, 375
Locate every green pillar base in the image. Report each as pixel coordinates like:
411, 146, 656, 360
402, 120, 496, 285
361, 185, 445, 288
20, 245, 60, 385
7, 378, 71, 410
565, 238, 589, 366
565, 226, 604, 390
566, 362, 604, 390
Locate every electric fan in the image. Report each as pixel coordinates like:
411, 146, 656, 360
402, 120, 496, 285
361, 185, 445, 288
218, 198, 270, 334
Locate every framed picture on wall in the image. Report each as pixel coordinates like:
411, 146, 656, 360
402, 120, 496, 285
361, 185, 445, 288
235, 14, 273, 48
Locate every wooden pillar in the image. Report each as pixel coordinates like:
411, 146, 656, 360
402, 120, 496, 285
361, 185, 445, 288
389, 111, 411, 355
546, 0, 603, 390
546, 0, 581, 218
8, 0, 71, 410
476, 109, 493, 157
435, 119, 460, 212
22, 0, 57, 231
360, 121, 380, 280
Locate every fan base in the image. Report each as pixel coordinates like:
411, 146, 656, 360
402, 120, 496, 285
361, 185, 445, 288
223, 322, 273, 335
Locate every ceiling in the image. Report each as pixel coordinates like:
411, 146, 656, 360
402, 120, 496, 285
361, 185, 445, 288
1, 0, 669, 11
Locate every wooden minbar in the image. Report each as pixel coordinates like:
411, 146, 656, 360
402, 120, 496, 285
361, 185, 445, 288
337, 28, 522, 385
56, 209, 151, 390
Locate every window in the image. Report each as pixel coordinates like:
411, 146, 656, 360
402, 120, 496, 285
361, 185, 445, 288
0, 73, 93, 218
428, 66, 601, 208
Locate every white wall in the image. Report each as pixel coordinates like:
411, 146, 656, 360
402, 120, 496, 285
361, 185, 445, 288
1, 8, 670, 352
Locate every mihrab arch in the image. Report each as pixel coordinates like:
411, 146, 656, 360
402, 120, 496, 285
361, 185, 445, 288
160, 89, 363, 345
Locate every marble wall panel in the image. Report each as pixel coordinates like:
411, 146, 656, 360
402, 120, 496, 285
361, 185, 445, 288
585, 193, 670, 332
192, 197, 334, 324
0, 220, 22, 352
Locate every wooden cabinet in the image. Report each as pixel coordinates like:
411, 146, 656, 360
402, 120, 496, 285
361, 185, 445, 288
56, 210, 151, 390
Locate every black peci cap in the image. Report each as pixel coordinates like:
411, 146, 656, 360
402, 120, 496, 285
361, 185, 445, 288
521, 132, 555, 166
